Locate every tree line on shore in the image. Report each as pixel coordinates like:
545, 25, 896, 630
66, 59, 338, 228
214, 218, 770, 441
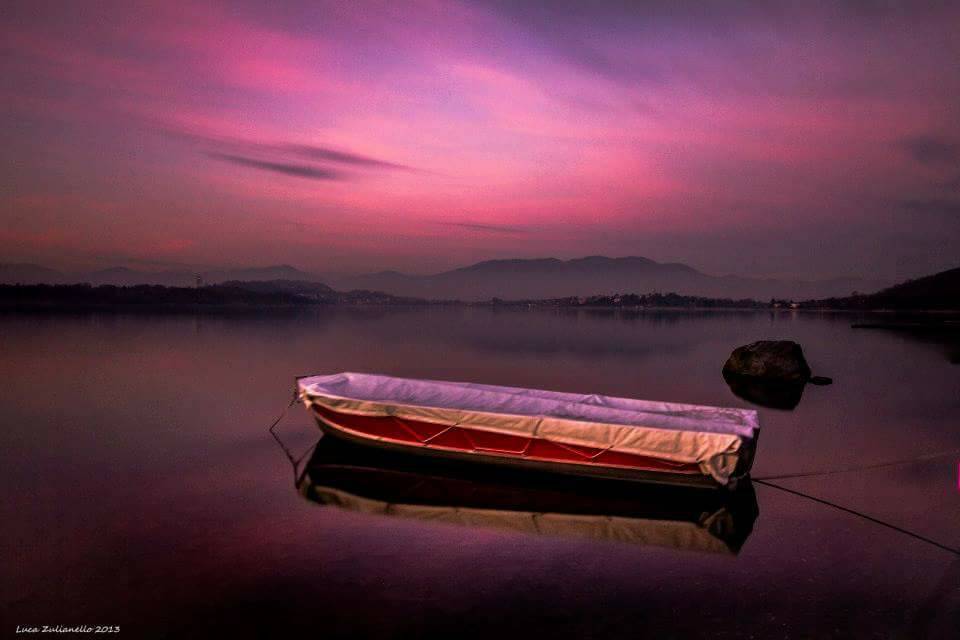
1, 265, 956, 311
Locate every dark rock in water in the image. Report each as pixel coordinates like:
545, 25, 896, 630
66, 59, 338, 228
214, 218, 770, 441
721, 341, 834, 409
722, 370, 805, 410
722, 340, 812, 383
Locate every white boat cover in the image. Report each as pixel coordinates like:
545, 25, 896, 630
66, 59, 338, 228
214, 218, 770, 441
297, 372, 760, 486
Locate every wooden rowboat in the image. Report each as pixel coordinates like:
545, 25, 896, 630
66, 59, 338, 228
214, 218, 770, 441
297, 372, 760, 489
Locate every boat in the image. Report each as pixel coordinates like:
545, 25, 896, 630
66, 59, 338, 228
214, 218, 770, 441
297, 372, 760, 489
297, 437, 759, 554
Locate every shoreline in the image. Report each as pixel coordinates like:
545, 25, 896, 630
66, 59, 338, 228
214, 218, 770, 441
2, 302, 958, 315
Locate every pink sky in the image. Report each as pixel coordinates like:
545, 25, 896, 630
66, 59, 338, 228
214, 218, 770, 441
2, 1, 959, 280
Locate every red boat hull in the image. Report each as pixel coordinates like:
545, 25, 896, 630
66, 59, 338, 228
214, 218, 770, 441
309, 404, 717, 488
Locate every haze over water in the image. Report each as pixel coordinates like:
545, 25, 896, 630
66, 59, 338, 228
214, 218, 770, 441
3, 308, 958, 637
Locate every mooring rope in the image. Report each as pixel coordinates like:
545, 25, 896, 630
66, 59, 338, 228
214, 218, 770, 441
755, 446, 960, 556
754, 448, 960, 481
268, 392, 317, 484
753, 478, 960, 556
268, 393, 297, 433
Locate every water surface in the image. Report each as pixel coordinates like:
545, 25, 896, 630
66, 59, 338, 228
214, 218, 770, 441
2, 308, 958, 637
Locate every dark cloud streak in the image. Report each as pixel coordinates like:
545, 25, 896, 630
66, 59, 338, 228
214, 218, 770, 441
167, 129, 410, 174
208, 153, 344, 181
440, 222, 529, 234
284, 144, 409, 170
898, 135, 960, 167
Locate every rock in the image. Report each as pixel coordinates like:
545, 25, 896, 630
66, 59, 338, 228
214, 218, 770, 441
722, 340, 812, 383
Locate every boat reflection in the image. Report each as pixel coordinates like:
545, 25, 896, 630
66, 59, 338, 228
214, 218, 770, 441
297, 437, 759, 554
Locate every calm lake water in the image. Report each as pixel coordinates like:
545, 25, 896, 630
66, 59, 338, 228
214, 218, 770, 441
3, 307, 959, 638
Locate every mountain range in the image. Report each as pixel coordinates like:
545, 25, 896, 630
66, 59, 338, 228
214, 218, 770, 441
325, 256, 887, 301
1, 256, 888, 301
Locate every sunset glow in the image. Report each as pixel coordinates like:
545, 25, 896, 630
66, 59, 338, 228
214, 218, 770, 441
3, 1, 959, 280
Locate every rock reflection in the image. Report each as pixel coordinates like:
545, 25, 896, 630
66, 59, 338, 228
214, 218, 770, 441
296, 437, 759, 554
722, 370, 806, 410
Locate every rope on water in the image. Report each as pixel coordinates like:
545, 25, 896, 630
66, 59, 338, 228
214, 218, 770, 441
754, 448, 960, 481
268, 392, 316, 484
269, 393, 296, 429
753, 478, 960, 557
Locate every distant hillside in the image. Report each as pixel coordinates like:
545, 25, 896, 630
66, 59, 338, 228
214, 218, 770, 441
0, 281, 432, 308
801, 267, 960, 310
329, 256, 887, 302
0, 263, 68, 284
81, 267, 194, 286
0, 264, 320, 287
0, 284, 309, 307
203, 265, 317, 285
219, 279, 336, 295
225, 280, 429, 305
83, 264, 319, 286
